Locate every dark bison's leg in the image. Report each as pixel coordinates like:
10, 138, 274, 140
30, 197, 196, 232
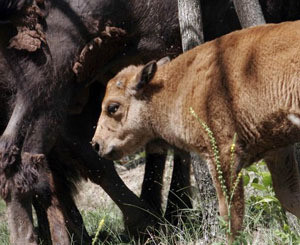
61, 134, 161, 237
0, 43, 57, 188
44, 183, 71, 245
5, 189, 38, 245
140, 144, 192, 226
140, 149, 167, 216
48, 152, 91, 244
57, 194, 91, 245
19, 112, 73, 244
0, 95, 29, 173
32, 164, 91, 245
21, 110, 61, 154
265, 145, 300, 218
32, 165, 71, 245
0, 107, 39, 245
165, 149, 192, 225
16, 111, 60, 195
32, 197, 52, 245
91, 160, 160, 236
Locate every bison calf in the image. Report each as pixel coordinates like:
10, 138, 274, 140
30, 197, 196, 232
93, 20, 300, 240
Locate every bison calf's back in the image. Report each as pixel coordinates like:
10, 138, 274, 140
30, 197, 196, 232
93, 21, 300, 240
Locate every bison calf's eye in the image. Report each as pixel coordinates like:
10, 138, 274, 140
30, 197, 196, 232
107, 103, 120, 115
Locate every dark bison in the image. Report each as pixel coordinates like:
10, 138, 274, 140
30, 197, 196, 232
1, 0, 300, 244
0, 0, 188, 244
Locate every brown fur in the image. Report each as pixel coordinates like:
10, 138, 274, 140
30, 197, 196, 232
93, 21, 300, 239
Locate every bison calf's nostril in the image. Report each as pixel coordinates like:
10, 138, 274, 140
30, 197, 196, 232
92, 142, 100, 152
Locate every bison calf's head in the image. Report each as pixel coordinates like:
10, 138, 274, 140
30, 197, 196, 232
92, 58, 169, 160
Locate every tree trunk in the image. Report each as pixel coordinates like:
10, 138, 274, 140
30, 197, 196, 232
191, 153, 219, 240
177, 0, 204, 52
177, 0, 218, 241
233, 0, 266, 28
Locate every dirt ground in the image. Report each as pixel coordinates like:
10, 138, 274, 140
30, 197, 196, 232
75, 163, 146, 211
75, 157, 175, 213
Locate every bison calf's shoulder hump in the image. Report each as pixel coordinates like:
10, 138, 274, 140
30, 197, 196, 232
93, 20, 300, 239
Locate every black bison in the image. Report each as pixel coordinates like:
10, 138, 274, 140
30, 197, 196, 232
0, 0, 187, 244
1, 0, 300, 244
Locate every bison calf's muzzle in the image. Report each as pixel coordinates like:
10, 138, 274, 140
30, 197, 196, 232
91, 138, 120, 160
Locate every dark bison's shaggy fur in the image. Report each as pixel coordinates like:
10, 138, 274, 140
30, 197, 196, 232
1, 0, 300, 244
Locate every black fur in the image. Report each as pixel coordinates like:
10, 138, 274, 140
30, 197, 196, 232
0, 0, 33, 21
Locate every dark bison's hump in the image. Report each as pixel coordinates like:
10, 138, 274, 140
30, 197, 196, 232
260, 0, 300, 23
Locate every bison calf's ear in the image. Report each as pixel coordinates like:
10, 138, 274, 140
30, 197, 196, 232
132, 61, 157, 96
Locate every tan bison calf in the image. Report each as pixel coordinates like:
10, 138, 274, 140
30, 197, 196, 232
92, 21, 300, 240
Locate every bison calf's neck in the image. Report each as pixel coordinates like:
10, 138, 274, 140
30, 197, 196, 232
93, 21, 300, 239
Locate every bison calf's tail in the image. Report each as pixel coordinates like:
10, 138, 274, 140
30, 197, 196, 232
288, 114, 300, 128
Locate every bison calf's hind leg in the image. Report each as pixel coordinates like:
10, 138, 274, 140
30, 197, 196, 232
265, 145, 300, 218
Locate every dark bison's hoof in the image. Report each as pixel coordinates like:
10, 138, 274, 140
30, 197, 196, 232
124, 210, 162, 242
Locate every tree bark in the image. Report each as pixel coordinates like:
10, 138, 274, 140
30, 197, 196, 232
233, 0, 266, 28
177, 0, 218, 241
177, 0, 204, 52
191, 153, 219, 240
